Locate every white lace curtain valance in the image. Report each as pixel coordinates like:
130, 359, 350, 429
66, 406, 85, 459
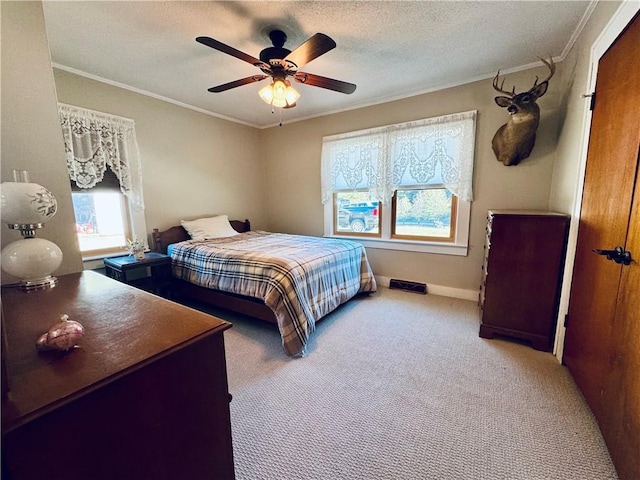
321, 132, 388, 203
321, 110, 476, 204
58, 103, 145, 210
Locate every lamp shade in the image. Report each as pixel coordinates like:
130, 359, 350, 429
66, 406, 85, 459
0, 181, 57, 226
272, 79, 287, 101
285, 84, 300, 105
258, 83, 274, 104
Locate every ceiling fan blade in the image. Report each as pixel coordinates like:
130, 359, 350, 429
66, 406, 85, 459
196, 36, 266, 67
284, 33, 336, 69
294, 72, 356, 94
208, 75, 268, 93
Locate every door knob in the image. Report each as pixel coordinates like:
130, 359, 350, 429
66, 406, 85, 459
592, 246, 632, 265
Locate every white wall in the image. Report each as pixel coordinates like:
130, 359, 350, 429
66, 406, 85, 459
1, 1, 83, 282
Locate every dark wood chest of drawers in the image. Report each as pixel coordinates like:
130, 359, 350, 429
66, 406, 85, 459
2, 271, 235, 480
479, 210, 570, 351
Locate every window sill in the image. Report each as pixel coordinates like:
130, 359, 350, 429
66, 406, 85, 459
325, 234, 468, 256
82, 250, 129, 262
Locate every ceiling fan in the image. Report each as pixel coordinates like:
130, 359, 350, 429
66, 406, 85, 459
196, 30, 356, 109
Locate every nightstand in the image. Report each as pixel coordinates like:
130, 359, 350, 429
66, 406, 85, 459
103, 252, 172, 296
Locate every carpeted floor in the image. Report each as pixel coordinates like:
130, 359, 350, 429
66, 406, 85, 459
192, 287, 618, 480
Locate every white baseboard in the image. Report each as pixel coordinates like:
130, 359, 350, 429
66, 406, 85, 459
375, 276, 478, 302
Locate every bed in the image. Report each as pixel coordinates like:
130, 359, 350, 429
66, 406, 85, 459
152, 217, 377, 356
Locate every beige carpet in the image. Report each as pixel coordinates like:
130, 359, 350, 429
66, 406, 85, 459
194, 287, 618, 480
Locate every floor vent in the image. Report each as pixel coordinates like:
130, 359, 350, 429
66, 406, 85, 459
389, 279, 427, 294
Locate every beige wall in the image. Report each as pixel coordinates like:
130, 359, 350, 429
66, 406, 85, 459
548, 0, 628, 357
1, 1, 83, 283
53, 69, 267, 238
259, 64, 564, 293
54, 58, 563, 294
549, 0, 623, 213
2, 0, 625, 298
49, 53, 567, 295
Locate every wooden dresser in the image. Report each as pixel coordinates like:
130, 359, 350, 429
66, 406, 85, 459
1, 271, 235, 480
479, 210, 570, 351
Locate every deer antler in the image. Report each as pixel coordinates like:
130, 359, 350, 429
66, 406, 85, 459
494, 56, 556, 95
532, 56, 556, 87
492, 71, 516, 96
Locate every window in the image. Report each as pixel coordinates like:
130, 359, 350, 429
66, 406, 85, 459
334, 191, 381, 236
59, 103, 146, 259
71, 172, 132, 255
392, 187, 456, 241
322, 111, 476, 255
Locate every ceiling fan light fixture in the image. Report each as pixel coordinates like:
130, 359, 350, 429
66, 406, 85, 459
271, 97, 287, 108
285, 82, 300, 105
258, 83, 274, 104
198, 31, 355, 114
272, 79, 287, 100
258, 79, 299, 108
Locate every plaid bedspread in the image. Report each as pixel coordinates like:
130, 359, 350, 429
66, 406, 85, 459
170, 231, 377, 356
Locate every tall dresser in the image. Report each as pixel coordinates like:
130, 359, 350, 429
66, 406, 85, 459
1, 271, 235, 480
479, 210, 570, 351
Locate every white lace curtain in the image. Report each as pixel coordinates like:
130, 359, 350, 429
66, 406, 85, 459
321, 110, 476, 204
58, 103, 145, 210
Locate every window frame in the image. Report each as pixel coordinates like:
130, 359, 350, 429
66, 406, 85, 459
324, 197, 470, 256
71, 193, 147, 262
390, 186, 458, 243
321, 111, 475, 256
332, 191, 382, 238
59, 103, 147, 263
72, 190, 133, 258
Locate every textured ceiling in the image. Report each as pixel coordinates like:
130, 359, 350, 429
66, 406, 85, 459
42, 1, 593, 128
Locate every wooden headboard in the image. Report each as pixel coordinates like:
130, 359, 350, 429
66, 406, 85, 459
152, 218, 251, 254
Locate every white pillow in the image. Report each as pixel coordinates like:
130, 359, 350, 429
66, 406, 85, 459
180, 215, 239, 240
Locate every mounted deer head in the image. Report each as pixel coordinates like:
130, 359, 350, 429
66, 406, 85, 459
491, 57, 555, 166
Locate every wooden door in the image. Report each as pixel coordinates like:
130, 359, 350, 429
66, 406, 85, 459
563, 14, 639, 480
605, 161, 640, 480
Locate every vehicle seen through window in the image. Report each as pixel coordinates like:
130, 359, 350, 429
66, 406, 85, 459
334, 188, 455, 240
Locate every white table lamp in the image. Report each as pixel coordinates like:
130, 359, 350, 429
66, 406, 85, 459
1, 170, 63, 290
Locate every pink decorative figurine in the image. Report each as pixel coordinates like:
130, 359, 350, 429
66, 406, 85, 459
36, 314, 85, 352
